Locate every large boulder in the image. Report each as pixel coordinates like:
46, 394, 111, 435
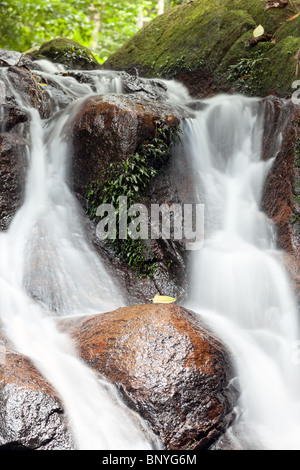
66, 93, 188, 199
66, 92, 192, 302
0, 345, 73, 450
66, 304, 240, 450
25, 38, 101, 71
104, 0, 300, 98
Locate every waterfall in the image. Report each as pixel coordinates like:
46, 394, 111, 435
1, 55, 299, 450
179, 94, 300, 450
0, 66, 159, 450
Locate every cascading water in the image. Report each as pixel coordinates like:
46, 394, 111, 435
1, 54, 299, 450
0, 65, 160, 450
179, 94, 300, 450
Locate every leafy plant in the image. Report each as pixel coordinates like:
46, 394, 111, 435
227, 50, 270, 95
87, 118, 181, 277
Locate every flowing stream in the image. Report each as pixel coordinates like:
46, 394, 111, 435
0, 59, 299, 450
0, 64, 160, 450
180, 94, 300, 450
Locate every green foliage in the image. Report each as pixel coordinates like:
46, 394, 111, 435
87, 118, 181, 277
157, 54, 204, 78
227, 50, 270, 95
0, 0, 94, 52
0, 0, 188, 63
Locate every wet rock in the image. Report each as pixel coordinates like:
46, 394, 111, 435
119, 72, 168, 100
0, 134, 27, 230
0, 50, 22, 67
0, 347, 73, 450
67, 93, 190, 200
67, 93, 192, 302
261, 97, 300, 298
67, 304, 239, 450
0, 78, 28, 132
7, 66, 52, 119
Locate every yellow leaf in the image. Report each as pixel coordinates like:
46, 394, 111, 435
151, 295, 178, 304
286, 12, 300, 22
253, 25, 265, 38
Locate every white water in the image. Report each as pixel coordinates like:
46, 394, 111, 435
0, 66, 160, 450
1, 58, 300, 450
179, 94, 300, 450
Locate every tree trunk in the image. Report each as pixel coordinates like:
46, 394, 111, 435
157, 0, 165, 15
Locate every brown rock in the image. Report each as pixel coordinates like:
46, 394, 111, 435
67, 304, 239, 450
0, 346, 73, 450
7, 66, 51, 119
0, 134, 27, 230
67, 93, 189, 201
261, 98, 300, 298
66, 93, 192, 303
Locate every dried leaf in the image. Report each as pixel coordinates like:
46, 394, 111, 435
151, 295, 178, 304
286, 12, 300, 21
253, 25, 265, 38
264, 0, 289, 11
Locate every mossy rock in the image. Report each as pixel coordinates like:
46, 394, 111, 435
257, 35, 300, 95
25, 38, 101, 70
104, 0, 300, 97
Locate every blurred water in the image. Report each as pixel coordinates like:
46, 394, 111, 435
180, 94, 300, 449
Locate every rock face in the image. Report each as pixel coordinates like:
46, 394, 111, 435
0, 346, 73, 450
67, 304, 240, 450
67, 93, 188, 200
104, 0, 300, 98
0, 134, 27, 230
66, 92, 193, 302
0, 62, 53, 230
261, 98, 300, 298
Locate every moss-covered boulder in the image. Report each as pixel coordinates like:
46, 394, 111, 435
104, 0, 300, 98
24, 38, 101, 70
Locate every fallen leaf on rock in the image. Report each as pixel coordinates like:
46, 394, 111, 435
264, 0, 289, 11
253, 25, 265, 38
286, 12, 300, 21
151, 295, 178, 304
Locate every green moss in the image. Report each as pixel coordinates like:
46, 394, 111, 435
257, 36, 300, 95
105, 2, 255, 78
217, 31, 254, 73
224, 0, 300, 33
104, 0, 300, 97
274, 14, 300, 42
27, 38, 101, 70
